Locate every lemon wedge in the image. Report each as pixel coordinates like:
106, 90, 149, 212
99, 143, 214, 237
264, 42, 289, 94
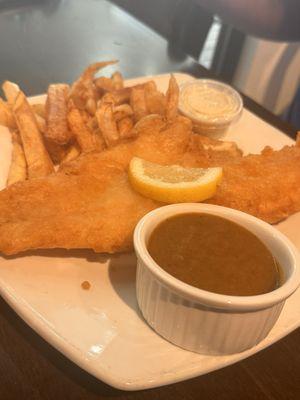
128, 157, 222, 203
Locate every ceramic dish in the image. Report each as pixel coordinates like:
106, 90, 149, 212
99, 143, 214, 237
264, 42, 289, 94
135, 203, 300, 355
0, 73, 299, 390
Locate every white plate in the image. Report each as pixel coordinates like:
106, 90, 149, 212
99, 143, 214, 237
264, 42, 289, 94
0, 73, 299, 391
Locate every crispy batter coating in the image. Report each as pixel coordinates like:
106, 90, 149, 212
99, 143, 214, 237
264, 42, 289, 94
207, 141, 300, 223
0, 118, 299, 255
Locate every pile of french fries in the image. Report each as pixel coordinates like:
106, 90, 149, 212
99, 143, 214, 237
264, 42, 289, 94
0, 60, 179, 187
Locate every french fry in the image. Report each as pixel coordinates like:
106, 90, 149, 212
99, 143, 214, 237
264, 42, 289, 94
46, 84, 72, 145
107, 83, 150, 108
67, 107, 104, 153
61, 142, 81, 164
13, 91, 54, 179
113, 104, 133, 121
32, 103, 46, 119
35, 113, 46, 134
96, 102, 119, 147
144, 83, 166, 115
86, 116, 98, 132
78, 108, 91, 124
165, 74, 179, 121
106, 84, 147, 107
131, 114, 165, 137
144, 81, 157, 92
85, 97, 97, 116
80, 61, 118, 81
100, 92, 117, 105
98, 83, 150, 107
118, 117, 134, 139
0, 98, 16, 129
70, 60, 117, 109
37, 112, 65, 164
111, 71, 124, 90
44, 139, 68, 164
6, 131, 27, 186
109, 87, 131, 105
130, 87, 148, 122
2, 81, 20, 105
94, 77, 115, 93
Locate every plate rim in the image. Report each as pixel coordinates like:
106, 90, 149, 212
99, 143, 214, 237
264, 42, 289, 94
0, 272, 299, 391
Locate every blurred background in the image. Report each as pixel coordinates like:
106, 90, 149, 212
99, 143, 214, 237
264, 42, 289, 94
0, 0, 299, 130
112, 0, 300, 130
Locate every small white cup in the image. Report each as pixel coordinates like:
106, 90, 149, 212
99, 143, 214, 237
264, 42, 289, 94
134, 204, 300, 355
178, 80, 243, 138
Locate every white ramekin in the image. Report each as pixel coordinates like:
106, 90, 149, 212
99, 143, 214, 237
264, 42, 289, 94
134, 204, 300, 355
178, 80, 243, 138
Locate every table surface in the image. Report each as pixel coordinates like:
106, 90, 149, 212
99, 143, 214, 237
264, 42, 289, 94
0, 0, 299, 399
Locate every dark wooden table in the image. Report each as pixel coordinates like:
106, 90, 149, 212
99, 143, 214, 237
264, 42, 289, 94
0, 1, 299, 399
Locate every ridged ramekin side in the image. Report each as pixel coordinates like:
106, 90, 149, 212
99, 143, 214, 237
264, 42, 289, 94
136, 259, 284, 355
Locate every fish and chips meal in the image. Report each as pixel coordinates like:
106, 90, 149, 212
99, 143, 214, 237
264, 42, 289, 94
0, 60, 300, 255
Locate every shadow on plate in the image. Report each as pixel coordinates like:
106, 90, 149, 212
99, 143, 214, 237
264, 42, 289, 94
1, 248, 110, 263
108, 253, 144, 321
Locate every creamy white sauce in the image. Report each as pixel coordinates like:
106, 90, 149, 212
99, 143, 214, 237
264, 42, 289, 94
180, 83, 239, 122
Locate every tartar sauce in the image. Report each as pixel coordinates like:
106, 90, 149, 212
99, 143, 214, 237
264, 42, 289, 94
178, 79, 243, 137
180, 84, 237, 120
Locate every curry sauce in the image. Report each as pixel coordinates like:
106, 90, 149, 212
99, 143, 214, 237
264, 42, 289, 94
147, 213, 281, 296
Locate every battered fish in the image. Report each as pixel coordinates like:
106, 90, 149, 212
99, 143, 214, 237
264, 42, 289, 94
0, 117, 299, 255
208, 142, 300, 223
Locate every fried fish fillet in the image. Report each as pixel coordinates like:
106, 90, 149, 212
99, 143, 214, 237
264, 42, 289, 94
0, 117, 299, 255
208, 142, 300, 223
0, 116, 192, 255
